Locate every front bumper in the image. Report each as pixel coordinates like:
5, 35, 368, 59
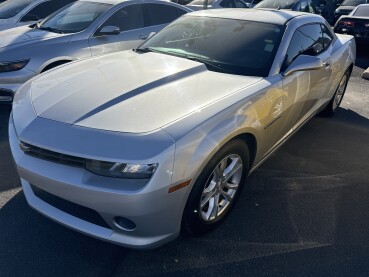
9, 116, 188, 249
0, 67, 36, 103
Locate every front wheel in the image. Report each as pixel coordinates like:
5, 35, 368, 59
321, 70, 350, 117
181, 139, 250, 236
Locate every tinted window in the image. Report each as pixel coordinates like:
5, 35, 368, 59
40, 2, 112, 33
353, 5, 369, 16
139, 16, 285, 77
20, 0, 76, 22
321, 24, 333, 50
283, 24, 323, 70
341, 0, 367, 6
220, 0, 248, 7
0, 0, 33, 19
145, 3, 185, 25
100, 4, 144, 32
255, 0, 298, 9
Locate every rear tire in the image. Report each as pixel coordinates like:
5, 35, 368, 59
321, 69, 350, 117
181, 139, 250, 236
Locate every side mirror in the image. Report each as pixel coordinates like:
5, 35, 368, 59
147, 32, 156, 40
283, 55, 323, 76
97, 26, 120, 36
21, 14, 39, 22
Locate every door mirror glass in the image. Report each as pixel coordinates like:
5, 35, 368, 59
283, 55, 323, 76
97, 25, 120, 36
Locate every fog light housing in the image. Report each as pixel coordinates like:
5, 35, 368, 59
114, 216, 136, 231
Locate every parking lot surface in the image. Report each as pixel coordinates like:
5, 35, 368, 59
0, 46, 368, 277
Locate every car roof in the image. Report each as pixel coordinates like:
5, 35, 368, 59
187, 8, 315, 25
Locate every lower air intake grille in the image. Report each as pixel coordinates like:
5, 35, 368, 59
30, 184, 111, 230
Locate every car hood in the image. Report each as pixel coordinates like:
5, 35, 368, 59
29, 51, 262, 134
0, 25, 66, 49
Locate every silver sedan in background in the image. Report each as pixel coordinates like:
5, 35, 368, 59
10, 9, 355, 249
0, 0, 76, 31
0, 0, 191, 102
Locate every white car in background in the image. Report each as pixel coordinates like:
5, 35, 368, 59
0, 0, 191, 103
186, 0, 250, 10
0, 0, 76, 31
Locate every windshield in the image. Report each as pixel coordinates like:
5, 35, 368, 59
138, 16, 284, 77
38, 1, 112, 33
0, 0, 33, 19
188, 0, 215, 5
353, 5, 369, 15
255, 0, 298, 9
341, 0, 367, 6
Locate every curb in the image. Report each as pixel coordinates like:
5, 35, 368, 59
362, 68, 369, 80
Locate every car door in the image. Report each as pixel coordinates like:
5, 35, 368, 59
89, 4, 150, 56
143, 3, 187, 34
281, 23, 333, 128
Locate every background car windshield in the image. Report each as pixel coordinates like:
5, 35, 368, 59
255, 0, 297, 9
353, 5, 369, 14
139, 16, 284, 77
40, 1, 112, 33
341, 0, 367, 6
0, 0, 33, 19
188, 0, 216, 5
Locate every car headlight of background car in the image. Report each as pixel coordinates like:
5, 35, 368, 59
0, 59, 30, 73
85, 160, 158, 179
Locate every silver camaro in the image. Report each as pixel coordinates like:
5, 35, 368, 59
10, 9, 356, 249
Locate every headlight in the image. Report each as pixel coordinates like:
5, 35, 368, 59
0, 59, 30, 73
85, 159, 158, 179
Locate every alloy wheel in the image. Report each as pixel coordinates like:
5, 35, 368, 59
199, 154, 243, 222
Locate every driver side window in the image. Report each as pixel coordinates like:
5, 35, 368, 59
282, 24, 323, 71
97, 4, 144, 34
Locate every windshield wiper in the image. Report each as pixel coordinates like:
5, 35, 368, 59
184, 56, 227, 73
38, 26, 64, 34
133, 47, 166, 54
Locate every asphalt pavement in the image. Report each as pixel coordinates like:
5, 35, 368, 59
0, 46, 368, 277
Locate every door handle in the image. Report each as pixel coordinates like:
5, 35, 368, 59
138, 34, 148, 40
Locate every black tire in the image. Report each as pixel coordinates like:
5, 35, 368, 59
321, 69, 350, 117
181, 139, 250, 236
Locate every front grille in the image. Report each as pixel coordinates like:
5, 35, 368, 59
30, 184, 111, 229
20, 142, 85, 168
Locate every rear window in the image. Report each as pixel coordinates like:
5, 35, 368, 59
255, 0, 298, 9
341, 0, 367, 6
353, 5, 369, 15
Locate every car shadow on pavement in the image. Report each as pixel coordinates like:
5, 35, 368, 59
1, 107, 369, 276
